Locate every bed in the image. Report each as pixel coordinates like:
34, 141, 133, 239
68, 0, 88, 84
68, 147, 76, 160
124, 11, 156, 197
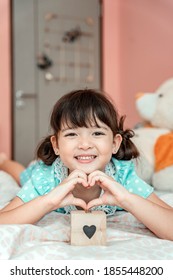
0, 170, 173, 260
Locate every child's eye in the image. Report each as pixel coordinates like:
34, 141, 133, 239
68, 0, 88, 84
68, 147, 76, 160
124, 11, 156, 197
93, 131, 105, 136
64, 133, 77, 137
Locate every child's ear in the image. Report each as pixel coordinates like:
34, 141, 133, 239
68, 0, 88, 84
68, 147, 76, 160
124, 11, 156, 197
50, 135, 59, 155
112, 134, 122, 154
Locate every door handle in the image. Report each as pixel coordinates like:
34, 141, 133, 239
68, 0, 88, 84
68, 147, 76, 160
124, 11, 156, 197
16, 90, 37, 99
15, 90, 37, 109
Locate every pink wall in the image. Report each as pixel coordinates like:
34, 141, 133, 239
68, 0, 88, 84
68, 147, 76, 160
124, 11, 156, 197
102, 0, 122, 111
103, 0, 173, 127
0, 0, 11, 157
1, 0, 173, 155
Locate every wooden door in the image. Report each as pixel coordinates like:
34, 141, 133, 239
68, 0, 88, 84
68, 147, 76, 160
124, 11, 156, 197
12, 0, 102, 166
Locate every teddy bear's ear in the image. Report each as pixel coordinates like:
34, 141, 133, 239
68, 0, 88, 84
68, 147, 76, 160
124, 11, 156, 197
156, 78, 173, 94
135, 77, 173, 130
135, 91, 157, 123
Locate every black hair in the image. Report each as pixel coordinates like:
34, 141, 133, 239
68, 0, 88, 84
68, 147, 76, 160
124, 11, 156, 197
37, 89, 139, 165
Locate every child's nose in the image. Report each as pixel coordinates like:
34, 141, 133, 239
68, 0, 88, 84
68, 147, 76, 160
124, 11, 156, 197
78, 137, 93, 149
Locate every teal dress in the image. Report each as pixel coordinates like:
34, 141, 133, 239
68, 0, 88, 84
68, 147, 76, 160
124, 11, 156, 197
17, 157, 153, 215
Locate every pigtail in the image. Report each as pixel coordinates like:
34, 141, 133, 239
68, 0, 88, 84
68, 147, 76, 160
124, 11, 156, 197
36, 135, 57, 165
115, 116, 139, 160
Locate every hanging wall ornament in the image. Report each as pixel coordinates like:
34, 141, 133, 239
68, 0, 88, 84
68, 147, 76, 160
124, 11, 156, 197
44, 13, 57, 21
37, 54, 53, 70
62, 26, 82, 43
85, 17, 94, 26
45, 72, 54, 81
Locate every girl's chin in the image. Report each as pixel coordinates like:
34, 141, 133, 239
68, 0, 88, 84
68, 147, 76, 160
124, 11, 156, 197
70, 166, 104, 174
69, 168, 94, 174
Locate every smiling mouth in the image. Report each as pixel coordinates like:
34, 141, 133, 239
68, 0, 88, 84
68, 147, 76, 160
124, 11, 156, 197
75, 155, 97, 162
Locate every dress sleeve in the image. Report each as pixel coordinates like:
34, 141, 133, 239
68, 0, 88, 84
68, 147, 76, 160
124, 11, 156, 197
17, 178, 40, 202
20, 161, 37, 186
17, 160, 60, 203
120, 160, 154, 198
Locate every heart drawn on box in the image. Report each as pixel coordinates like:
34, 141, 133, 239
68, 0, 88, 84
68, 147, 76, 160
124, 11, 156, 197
83, 225, 96, 239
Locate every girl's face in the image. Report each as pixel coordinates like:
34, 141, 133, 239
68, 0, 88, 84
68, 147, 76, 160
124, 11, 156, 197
51, 118, 122, 174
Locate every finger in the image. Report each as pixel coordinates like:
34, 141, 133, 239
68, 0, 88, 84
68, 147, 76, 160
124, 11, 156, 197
72, 197, 87, 210
87, 197, 103, 210
69, 177, 88, 188
89, 175, 116, 194
89, 175, 106, 187
59, 177, 88, 198
87, 170, 103, 183
58, 193, 87, 210
88, 171, 107, 186
68, 169, 88, 181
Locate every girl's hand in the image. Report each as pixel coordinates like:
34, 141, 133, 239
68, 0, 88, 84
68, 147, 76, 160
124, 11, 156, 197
47, 170, 88, 211
87, 170, 130, 210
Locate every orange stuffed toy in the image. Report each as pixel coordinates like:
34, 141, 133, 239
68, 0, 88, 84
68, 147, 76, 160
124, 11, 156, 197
132, 78, 173, 191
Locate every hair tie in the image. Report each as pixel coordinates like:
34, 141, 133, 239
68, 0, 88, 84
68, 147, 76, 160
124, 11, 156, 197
119, 130, 134, 140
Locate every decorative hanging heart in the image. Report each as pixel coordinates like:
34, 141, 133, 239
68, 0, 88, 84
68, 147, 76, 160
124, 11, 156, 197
83, 225, 96, 239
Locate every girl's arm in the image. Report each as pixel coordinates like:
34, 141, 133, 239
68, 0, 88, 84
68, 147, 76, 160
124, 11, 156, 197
87, 171, 173, 240
121, 192, 173, 240
0, 196, 54, 224
0, 174, 88, 224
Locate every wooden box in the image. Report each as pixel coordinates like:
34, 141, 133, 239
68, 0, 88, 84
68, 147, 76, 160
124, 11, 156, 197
70, 210, 106, 246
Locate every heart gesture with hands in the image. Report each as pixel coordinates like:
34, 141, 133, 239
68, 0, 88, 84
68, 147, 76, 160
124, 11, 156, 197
48, 169, 129, 212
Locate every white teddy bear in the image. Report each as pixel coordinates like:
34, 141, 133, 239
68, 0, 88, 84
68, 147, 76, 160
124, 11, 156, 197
132, 78, 173, 191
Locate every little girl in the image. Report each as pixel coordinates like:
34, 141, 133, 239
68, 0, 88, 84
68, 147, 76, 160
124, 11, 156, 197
0, 89, 173, 240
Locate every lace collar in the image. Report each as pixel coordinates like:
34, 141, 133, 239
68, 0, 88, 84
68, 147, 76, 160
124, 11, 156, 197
54, 157, 68, 183
54, 157, 117, 216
